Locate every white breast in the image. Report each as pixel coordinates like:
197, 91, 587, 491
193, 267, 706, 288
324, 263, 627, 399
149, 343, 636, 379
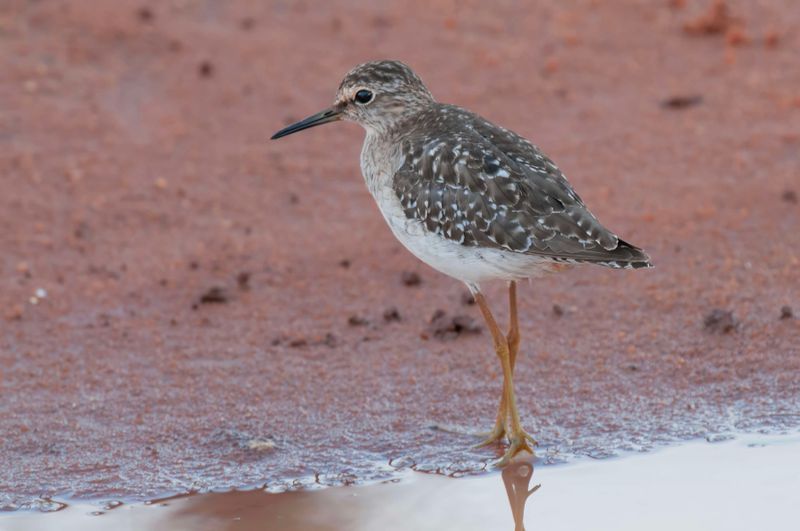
360, 136, 558, 289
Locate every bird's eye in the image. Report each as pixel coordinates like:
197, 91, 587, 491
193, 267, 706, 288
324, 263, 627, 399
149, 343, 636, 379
354, 89, 374, 104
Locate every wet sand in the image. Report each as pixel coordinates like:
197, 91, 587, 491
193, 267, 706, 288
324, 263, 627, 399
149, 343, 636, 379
1, 0, 799, 510
3, 433, 799, 530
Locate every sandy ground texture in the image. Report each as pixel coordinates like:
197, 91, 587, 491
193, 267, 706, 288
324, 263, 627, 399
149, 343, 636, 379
1, 0, 798, 509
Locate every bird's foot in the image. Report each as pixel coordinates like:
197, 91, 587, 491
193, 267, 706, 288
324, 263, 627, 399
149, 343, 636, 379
428, 423, 477, 436
473, 423, 507, 448
518, 429, 538, 448
494, 429, 537, 468
429, 422, 510, 447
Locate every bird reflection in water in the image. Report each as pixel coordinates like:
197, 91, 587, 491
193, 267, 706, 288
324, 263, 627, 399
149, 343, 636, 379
502, 456, 540, 531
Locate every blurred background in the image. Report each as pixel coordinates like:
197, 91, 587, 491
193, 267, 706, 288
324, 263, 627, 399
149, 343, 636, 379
1, 0, 798, 512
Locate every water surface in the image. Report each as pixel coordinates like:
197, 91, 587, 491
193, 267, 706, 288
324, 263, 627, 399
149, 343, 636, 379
3, 433, 797, 531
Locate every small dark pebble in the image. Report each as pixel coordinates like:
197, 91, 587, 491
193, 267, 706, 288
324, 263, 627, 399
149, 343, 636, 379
383, 307, 401, 322
338, 259, 351, 268
782, 189, 798, 204
427, 309, 481, 340
371, 15, 392, 28
552, 304, 564, 317
136, 7, 154, 22
460, 291, 475, 305
189, 261, 199, 270
240, 17, 256, 30
661, 95, 703, 109
285, 334, 338, 348
703, 309, 737, 333
321, 333, 338, 348
780, 305, 793, 320
347, 315, 369, 326
429, 309, 446, 321
627, 364, 639, 371
159, 278, 168, 287
199, 286, 228, 304
74, 222, 89, 239
401, 271, 421, 286
236, 272, 251, 290
198, 61, 214, 78
289, 193, 299, 204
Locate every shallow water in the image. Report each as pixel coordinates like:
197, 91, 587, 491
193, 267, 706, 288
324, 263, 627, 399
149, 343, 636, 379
2, 432, 798, 531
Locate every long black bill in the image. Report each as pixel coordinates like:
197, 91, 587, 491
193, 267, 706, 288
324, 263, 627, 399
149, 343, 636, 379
270, 108, 341, 140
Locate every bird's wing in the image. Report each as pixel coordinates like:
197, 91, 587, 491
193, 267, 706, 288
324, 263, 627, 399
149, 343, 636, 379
392, 127, 650, 266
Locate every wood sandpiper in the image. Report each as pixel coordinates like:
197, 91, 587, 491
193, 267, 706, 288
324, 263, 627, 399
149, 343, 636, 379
271, 60, 652, 466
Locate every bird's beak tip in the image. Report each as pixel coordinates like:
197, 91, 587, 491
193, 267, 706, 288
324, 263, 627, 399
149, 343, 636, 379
270, 108, 341, 140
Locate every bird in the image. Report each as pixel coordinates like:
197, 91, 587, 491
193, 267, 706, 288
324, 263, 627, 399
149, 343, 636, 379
271, 60, 652, 466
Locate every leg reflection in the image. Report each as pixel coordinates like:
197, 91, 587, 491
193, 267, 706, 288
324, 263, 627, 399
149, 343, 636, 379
501, 455, 540, 531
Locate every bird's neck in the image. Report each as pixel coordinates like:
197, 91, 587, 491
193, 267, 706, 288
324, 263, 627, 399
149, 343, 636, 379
362, 103, 435, 139
360, 130, 403, 196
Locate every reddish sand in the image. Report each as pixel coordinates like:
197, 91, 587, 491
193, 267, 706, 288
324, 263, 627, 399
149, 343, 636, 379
1, 0, 798, 509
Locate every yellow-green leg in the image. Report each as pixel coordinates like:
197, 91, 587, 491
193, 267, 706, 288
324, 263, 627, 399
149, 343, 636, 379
473, 283, 536, 465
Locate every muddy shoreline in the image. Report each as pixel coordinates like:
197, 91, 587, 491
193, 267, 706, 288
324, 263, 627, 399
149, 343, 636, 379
1, 0, 798, 509
4, 433, 799, 530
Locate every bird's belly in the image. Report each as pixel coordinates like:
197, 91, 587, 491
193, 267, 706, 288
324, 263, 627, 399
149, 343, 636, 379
370, 185, 558, 286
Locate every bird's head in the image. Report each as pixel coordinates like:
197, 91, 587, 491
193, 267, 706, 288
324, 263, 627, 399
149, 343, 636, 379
271, 60, 434, 139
